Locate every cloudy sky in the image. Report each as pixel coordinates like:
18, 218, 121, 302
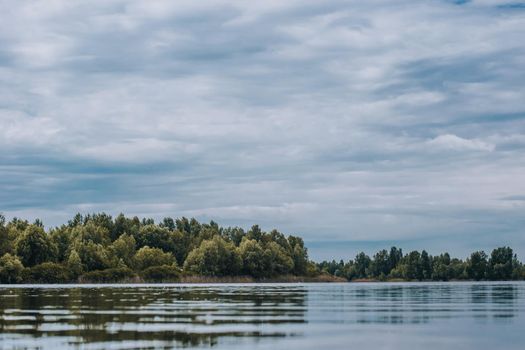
1, 0, 524, 260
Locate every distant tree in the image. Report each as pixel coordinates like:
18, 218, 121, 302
112, 213, 140, 241
109, 234, 136, 267
134, 225, 175, 252
432, 253, 451, 281
371, 249, 390, 277
134, 246, 176, 271
388, 247, 403, 271
421, 250, 432, 280
72, 222, 110, 245
488, 247, 514, 280
0, 253, 24, 283
246, 225, 262, 241
222, 227, 246, 246
288, 236, 308, 275
76, 241, 110, 271
466, 251, 488, 281
50, 226, 74, 263
239, 239, 267, 278
264, 241, 294, 275
26, 262, 70, 283
184, 236, 241, 276
0, 215, 15, 256
67, 250, 84, 279
160, 217, 176, 231
405, 251, 423, 280
354, 252, 371, 278
16, 225, 57, 267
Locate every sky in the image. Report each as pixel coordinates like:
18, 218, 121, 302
1, 0, 525, 261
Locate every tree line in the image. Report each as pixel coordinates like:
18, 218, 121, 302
317, 246, 525, 281
0, 213, 523, 283
0, 213, 311, 283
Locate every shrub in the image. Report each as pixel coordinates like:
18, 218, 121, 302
79, 267, 137, 283
15, 225, 57, 267
25, 262, 70, 283
134, 246, 176, 270
184, 236, 241, 276
141, 265, 181, 282
0, 253, 24, 283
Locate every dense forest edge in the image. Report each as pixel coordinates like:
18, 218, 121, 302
0, 213, 523, 284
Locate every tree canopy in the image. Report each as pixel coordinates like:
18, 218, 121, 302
0, 213, 523, 283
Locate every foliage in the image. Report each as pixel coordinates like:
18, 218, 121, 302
15, 225, 57, 267
67, 250, 84, 279
76, 241, 110, 271
239, 239, 267, 278
184, 236, 241, 276
488, 247, 515, 280
25, 262, 70, 283
466, 251, 488, 280
0, 213, 524, 283
80, 267, 137, 283
134, 246, 176, 270
109, 234, 136, 267
0, 253, 24, 283
141, 265, 181, 282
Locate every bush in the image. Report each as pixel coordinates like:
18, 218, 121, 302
134, 246, 176, 270
0, 253, 24, 283
24, 262, 70, 283
184, 236, 241, 276
79, 267, 137, 283
141, 265, 181, 282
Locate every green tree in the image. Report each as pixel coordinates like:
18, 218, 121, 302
239, 239, 267, 278
15, 225, 57, 267
421, 250, 432, 280
50, 226, 74, 263
26, 262, 70, 283
432, 253, 451, 281
354, 252, 371, 278
466, 251, 487, 281
488, 247, 514, 280
109, 234, 136, 267
264, 241, 294, 275
134, 225, 175, 253
134, 246, 176, 270
67, 250, 84, 279
405, 251, 423, 280
72, 222, 110, 245
76, 241, 110, 271
184, 236, 241, 276
222, 227, 246, 246
371, 249, 390, 277
0, 214, 15, 256
0, 253, 24, 283
112, 213, 140, 241
388, 247, 403, 271
288, 236, 308, 275
247, 225, 263, 241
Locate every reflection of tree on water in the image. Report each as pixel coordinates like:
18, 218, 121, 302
0, 286, 307, 348
490, 284, 517, 320
347, 283, 520, 325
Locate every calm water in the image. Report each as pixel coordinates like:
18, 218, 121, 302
0, 282, 524, 349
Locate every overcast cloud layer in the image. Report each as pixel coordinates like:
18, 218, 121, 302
1, 0, 525, 260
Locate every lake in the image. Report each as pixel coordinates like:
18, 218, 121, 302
0, 282, 524, 349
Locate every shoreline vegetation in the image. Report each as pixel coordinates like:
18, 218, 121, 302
0, 213, 523, 284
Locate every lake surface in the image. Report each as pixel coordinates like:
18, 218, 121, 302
0, 282, 524, 349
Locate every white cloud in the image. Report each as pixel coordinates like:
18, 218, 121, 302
427, 134, 495, 152
0, 0, 524, 259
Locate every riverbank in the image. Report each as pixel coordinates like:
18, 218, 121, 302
179, 274, 347, 283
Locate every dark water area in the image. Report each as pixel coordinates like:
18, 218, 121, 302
0, 282, 523, 349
